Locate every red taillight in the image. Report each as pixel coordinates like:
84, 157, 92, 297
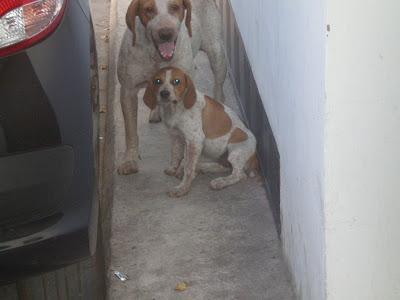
0, 0, 67, 57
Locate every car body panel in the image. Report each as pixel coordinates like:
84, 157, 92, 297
77, 0, 91, 20
0, 0, 98, 282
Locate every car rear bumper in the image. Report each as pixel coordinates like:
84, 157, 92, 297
0, 146, 74, 247
0, 224, 89, 281
0, 0, 97, 282
0, 146, 93, 283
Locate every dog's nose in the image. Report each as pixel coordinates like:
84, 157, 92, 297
160, 90, 170, 99
159, 28, 174, 41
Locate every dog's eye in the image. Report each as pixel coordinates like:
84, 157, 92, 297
173, 79, 181, 85
154, 79, 162, 85
145, 7, 155, 15
170, 4, 180, 12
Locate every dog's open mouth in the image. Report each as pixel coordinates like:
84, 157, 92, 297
157, 41, 176, 61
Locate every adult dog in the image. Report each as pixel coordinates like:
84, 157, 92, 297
117, 0, 227, 175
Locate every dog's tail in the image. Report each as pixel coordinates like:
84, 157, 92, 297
245, 153, 260, 178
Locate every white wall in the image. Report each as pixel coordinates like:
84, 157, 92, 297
325, 1, 400, 299
230, 1, 327, 299
231, 0, 400, 299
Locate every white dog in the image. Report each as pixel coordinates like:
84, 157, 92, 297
144, 67, 257, 197
117, 0, 227, 175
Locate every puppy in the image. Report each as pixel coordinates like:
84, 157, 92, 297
144, 67, 257, 197
117, 0, 227, 175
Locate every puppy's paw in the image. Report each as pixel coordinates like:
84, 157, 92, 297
167, 186, 190, 198
149, 109, 162, 123
118, 160, 139, 175
210, 178, 227, 191
164, 167, 177, 177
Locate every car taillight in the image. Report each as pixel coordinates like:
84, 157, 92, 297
0, 0, 66, 57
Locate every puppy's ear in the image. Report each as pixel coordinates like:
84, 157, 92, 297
143, 81, 158, 110
183, 74, 196, 109
182, 0, 192, 37
126, 0, 139, 46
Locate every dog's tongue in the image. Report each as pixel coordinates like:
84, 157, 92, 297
158, 42, 175, 60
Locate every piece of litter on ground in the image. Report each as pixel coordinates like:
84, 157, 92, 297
100, 64, 108, 70
114, 271, 128, 282
175, 281, 188, 292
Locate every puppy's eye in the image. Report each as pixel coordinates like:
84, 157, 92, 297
154, 79, 162, 85
173, 79, 181, 85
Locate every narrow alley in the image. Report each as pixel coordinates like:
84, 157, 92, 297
106, 0, 294, 299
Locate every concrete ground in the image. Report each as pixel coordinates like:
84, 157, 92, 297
107, 0, 295, 299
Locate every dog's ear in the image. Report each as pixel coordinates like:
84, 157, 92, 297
126, 0, 139, 46
143, 81, 158, 110
183, 74, 196, 109
182, 0, 192, 37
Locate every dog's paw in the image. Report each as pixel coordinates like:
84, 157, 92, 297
164, 167, 177, 177
117, 160, 139, 175
149, 116, 162, 123
209, 178, 227, 191
149, 110, 162, 123
175, 168, 184, 180
167, 186, 190, 198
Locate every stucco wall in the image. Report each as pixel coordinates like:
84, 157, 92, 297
325, 1, 400, 299
229, 1, 327, 299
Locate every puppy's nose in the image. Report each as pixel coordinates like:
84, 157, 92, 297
160, 89, 170, 99
159, 28, 174, 41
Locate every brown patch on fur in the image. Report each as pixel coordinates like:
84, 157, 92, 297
126, 0, 139, 45
126, 0, 191, 46
167, 68, 196, 109
246, 153, 259, 173
182, 0, 192, 37
202, 96, 232, 139
138, 0, 157, 26
182, 74, 196, 109
168, 0, 185, 21
143, 71, 166, 110
166, 0, 192, 36
171, 68, 186, 96
144, 67, 196, 110
126, 0, 157, 45
229, 128, 248, 144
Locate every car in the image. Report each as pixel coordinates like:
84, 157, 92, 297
0, 0, 99, 283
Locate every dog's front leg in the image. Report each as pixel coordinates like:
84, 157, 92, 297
118, 85, 140, 175
164, 130, 185, 177
168, 140, 202, 198
202, 42, 227, 103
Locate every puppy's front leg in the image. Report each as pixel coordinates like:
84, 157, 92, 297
149, 106, 162, 123
168, 141, 202, 198
164, 130, 185, 177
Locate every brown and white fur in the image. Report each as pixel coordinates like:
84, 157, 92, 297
117, 0, 227, 175
144, 67, 257, 198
